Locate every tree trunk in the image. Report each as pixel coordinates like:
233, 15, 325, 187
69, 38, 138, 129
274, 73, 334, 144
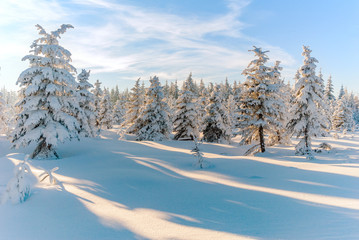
276, 130, 281, 143
259, 125, 265, 153
30, 139, 59, 159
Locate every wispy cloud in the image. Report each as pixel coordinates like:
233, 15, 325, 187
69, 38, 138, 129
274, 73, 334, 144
0, 0, 296, 89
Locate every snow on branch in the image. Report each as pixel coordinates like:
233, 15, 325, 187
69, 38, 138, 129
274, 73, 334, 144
1, 155, 34, 204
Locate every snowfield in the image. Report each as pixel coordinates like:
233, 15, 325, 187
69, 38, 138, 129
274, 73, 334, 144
1, 130, 359, 240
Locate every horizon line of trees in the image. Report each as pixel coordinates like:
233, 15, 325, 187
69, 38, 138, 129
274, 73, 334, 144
0, 24, 358, 159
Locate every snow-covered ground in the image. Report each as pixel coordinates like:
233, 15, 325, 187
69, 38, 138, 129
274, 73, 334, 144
1, 130, 359, 240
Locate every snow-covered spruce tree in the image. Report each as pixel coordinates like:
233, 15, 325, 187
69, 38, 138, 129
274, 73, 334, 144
202, 85, 232, 143
221, 77, 233, 101
287, 46, 328, 157
77, 69, 96, 137
169, 80, 179, 99
112, 99, 126, 125
122, 78, 145, 134
11, 24, 81, 159
135, 76, 171, 141
99, 89, 113, 129
226, 94, 237, 131
338, 85, 345, 100
173, 76, 199, 140
0, 92, 7, 134
332, 94, 354, 132
237, 47, 283, 152
317, 69, 325, 91
196, 85, 208, 133
266, 61, 288, 145
184, 73, 197, 96
325, 75, 336, 101
91, 79, 103, 128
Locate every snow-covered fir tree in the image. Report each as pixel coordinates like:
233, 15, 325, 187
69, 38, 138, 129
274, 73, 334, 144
267, 61, 289, 145
0, 92, 7, 134
77, 69, 96, 137
332, 93, 354, 132
237, 47, 283, 152
196, 85, 208, 132
287, 46, 328, 157
91, 79, 103, 128
135, 76, 171, 141
173, 76, 199, 140
198, 79, 207, 98
122, 78, 145, 134
226, 94, 237, 131
325, 75, 336, 101
11, 24, 81, 159
221, 77, 233, 100
338, 85, 345, 99
317, 69, 325, 90
112, 99, 126, 125
202, 85, 232, 143
169, 80, 179, 99
109, 85, 120, 105
184, 73, 197, 96
99, 89, 113, 129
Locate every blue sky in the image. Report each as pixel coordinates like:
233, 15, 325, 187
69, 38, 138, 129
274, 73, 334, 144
0, 0, 358, 95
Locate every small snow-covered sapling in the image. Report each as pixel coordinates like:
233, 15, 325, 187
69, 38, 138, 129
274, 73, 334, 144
191, 138, 205, 168
1, 155, 33, 204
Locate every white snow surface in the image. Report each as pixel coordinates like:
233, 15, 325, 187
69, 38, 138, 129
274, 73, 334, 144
1, 130, 359, 239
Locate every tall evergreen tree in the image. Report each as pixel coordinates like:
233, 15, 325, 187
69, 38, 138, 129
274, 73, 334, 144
122, 78, 144, 134
173, 76, 199, 140
325, 75, 336, 101
169, 80, 179, 99
197, 84, 208, 133
202, 85, 232, 143
237, 46, 282, 152
136, 76, 171, 141
99, 89, 113, 129
332, 93, 354, 132
0, 92, 7, 134
267, 61, 289, 145
221, 77, 233, 100
112, 99, 126, 125
11, 24, 80, 159
287, 46, 328, 157
77, 69, 96, 137
338, 85, 345, 99
91, 80, 103, 128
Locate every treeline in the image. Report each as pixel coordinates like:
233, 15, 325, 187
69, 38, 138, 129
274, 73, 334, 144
0, 24, 358, 160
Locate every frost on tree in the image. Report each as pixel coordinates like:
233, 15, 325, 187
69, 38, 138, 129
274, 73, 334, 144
0, 92, 7, 134
122, 78, 145, 134
99, 89, 113, 129
202, 85, 232, 143
135, 76, 171, 141
338, 85, 345, 100
77, 69, 96, 137
267, 61, 289, 146
91, 79, 103, 128
197, 80, 209, 132
173, 74, 199, 140
325, 75, 336, 101
11, 24, 81, 159
112, 98, 126, 125
332, 93, 354, 132
287, 46, 328, 157
237, 47, 284, 152
2, 158, 34, 204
